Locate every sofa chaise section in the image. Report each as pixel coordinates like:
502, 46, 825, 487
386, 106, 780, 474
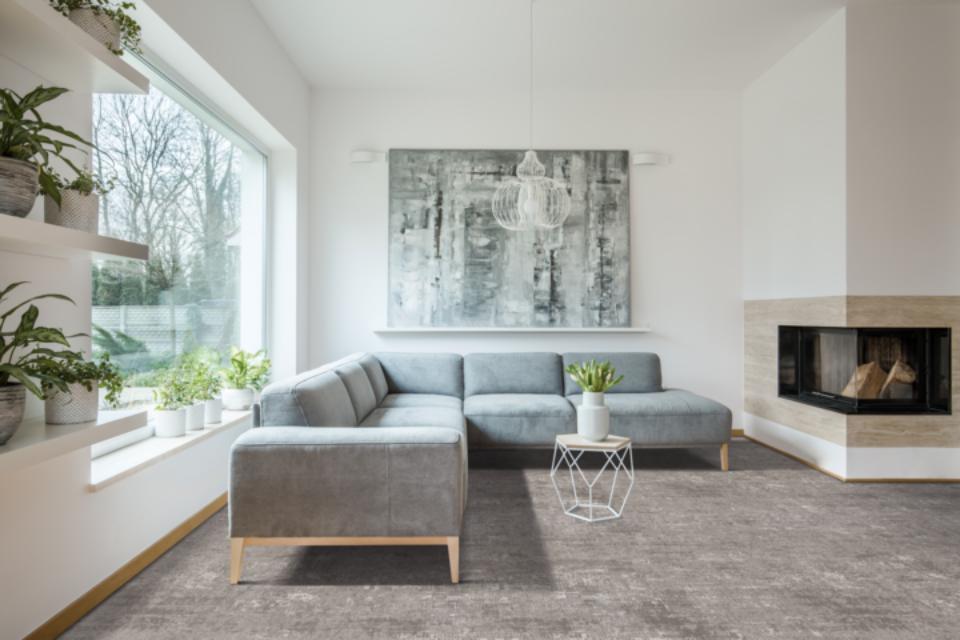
562, 352, 732, 469
230, 352, 466, 584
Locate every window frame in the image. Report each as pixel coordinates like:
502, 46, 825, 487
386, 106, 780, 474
90, 53, 270, 459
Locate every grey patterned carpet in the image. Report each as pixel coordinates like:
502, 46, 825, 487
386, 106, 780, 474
64, 440, 960, 639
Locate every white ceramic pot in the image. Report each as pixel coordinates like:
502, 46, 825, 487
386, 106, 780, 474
44, 190, 99, 233
0, 157, 38, 218
185, 402, 205, 431
154, 408, 186, 438
68, 8, 121, 53
222, 387, 254, 411
0, 383, 27, 446
577, 391, 610, 442
204, 397, 223, 425
45, 382, 99, 425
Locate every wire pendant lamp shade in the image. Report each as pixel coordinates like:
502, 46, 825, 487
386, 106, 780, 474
491, 0, 571, 231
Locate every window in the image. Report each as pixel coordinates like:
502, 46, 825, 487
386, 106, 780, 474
90, 59, 266, 455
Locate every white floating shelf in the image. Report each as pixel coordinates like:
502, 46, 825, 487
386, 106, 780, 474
0, 216, 149, 261
375, 327, 652, 334
0, 0, 148, 94
0, 409, 148, 475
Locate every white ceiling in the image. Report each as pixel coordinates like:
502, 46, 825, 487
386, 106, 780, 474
251, 0, 848, 91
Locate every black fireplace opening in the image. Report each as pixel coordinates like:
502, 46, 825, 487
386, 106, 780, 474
778, 326, 951, 414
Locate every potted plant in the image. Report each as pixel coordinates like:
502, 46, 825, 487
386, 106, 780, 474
42, 169, 111, 233
50, 0, 142, 56
152, 372, 188, 438
0, 282, 82, 445
565, 360, 624, 442
0, 86, 90, 217
39, 354, 123, 424
222, 347, 270, 411
187, 360, 223, 425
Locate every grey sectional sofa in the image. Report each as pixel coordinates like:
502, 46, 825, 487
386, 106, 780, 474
228, 351, 731, 584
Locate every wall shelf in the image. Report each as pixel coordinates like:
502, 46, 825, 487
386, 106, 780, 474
374, 327, 652, 334
0, 409, 148, 476
0, 0, 149, 94
0, 216, 149, 261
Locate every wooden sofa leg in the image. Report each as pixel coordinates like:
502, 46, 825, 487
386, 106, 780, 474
230, 538, 246, 584
720, 442, 729, 471
447, 536, 460, 584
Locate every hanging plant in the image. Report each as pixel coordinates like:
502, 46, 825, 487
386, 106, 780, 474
50, 0, 143, 56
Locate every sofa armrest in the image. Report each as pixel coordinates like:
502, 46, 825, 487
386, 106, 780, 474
229, 426, 464, 538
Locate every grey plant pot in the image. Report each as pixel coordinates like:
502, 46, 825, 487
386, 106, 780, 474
0, 384, 27, 446
69, 8, 121, 53
44, 190, 99, 233
0, 157, 38, 218
45, 382, 99, 425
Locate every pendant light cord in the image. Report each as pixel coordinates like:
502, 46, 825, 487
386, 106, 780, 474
529, 0, 534, 150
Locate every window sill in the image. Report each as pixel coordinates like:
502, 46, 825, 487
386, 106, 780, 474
88, 410, 252, 491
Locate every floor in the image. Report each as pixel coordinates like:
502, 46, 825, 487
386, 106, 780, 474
65, 440, 960, 639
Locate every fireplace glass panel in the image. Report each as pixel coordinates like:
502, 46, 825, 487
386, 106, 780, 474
778, 326, 950, 414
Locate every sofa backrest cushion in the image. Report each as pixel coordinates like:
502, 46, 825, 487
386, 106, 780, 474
374, 352, 464, 398
260, 368, 358, 427
334, 361, 378, 422
561, 352, 663, 395
464, 352, 563, 396
357, 353, 389, 403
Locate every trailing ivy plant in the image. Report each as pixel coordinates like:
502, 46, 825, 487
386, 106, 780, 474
565, 360, 624, 393
49, 0, 143, 55
0, 86, 91, 205
0, 282, 84, 399
222, 347, 271, 391
43, 168, 113, 198
36, 353, 124, 407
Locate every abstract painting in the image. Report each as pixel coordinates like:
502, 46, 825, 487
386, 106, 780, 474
388, 149, 630, 328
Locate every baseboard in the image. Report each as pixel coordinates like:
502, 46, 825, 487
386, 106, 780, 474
26, 493, 227, 640
745, 436, 960, 484
743, 435, 846, 482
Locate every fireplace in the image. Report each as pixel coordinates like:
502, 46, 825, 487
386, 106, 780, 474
778, 326, 951, 414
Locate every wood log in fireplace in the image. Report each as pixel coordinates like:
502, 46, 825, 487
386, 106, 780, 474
841, 361, 887, 399
880, 359, 917, 399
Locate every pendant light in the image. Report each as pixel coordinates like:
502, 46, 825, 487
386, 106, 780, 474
491, 0, 571, 231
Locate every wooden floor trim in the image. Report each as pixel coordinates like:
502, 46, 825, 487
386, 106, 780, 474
731, 428, 745, 438
744, 436, 960, 484
26, 493, 227, 640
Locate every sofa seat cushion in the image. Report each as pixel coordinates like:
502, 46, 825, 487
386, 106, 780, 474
379, 393, 462, 410
568, 390, 732, 446
361, 407, 465, 433
463, 394, 575, 447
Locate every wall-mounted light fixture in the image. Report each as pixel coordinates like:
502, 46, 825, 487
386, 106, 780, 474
632, 152, 671, 167
350, 150, 387, 164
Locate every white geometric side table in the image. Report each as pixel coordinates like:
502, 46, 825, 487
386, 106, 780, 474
550, 434, 634, 523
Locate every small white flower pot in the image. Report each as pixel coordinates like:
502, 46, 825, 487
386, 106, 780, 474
204, 397, 223, 425
185, 402, 205, 431
154, 408, 186, 438
223, 387, 254, 411
577, 391, 610, 442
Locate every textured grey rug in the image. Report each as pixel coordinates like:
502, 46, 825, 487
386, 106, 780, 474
64, 441, 960, 639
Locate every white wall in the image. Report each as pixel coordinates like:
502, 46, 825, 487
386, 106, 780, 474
0, 2, 309, 636
309, 88, 743, 416
846, 2, 960, 295
742, 10, 847, 300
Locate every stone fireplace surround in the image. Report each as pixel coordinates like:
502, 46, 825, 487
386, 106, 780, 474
744, 296, 960, 480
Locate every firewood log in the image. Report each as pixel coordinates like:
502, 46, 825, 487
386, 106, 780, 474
841, 361, 886, 399
880, 359, 917, 399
